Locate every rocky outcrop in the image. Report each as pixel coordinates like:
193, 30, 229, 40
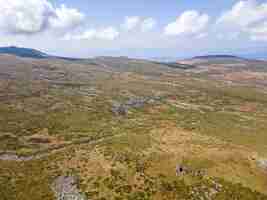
176, 164, 207, 177
111, 96, 161, 116
51, 176, 86, 200
258, 159, 267, 170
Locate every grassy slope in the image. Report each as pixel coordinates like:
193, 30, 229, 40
0, 57, 267, 199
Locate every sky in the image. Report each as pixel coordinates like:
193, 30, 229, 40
1, 0, 267, 58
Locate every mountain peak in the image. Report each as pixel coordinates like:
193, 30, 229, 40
0, 46, 49, 59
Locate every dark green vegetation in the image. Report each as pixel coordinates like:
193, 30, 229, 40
0, 53, 267, 199
154, 62, 196, 70
0, 46, 81, 60
0, 46, 49, 59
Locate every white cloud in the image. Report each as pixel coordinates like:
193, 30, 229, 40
247, 21, 267, 41
122, 16, 140, 31
195, 33, 208, 39
63, 27, 119, 41
249, 21, 267, 34
217, 0, 267, 28
216, 32, 240, 40
141, 18, 157, 32
97, 27, 119, 40
63, 29, 96, 40
164, 10, 209, 36
217, 0, 267, 41
49, 4, 84, 30
0, 0, 84, 34
0, 0, 53, 34
121, 16, 157, 32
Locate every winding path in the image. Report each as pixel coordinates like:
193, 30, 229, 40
0, 133, 124, 162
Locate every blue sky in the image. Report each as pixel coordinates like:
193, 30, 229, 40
56, 0, 235, 18
1, 0, 267, 58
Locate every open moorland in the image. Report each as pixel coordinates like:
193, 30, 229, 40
1, 52, 267, 200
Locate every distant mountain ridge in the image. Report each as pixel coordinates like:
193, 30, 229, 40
0, 46, 49, 59
192, 55, 242, 60
0, 46, 263, 62
0, 46, 81, 61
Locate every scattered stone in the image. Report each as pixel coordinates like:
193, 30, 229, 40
0, 153, 21, 161
0, 151, 42, 161
125, 98, 147, 108
258, 159, 267, 170
193, 169, 207, 177
111, 102, 128, 116
176, 165, 189, 176
111, 96, 162, 116
176, 164, 208, 178
52, 175, 86, 200
50, 102, 67, 111
214, 182, 223, 191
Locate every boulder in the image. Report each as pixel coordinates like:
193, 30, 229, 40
176, 165, 189, 176
51, 175, 86, 200
111, 103, 128, 116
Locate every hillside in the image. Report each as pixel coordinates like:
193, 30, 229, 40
0, 46, 49, 59
0, 52, 267, 200
0, 46, 81, 61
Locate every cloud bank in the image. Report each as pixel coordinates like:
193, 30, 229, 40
164, 10, 209, 36
0, 0, 84, 34
63, 27, 119, 41
217, 0, 267, 41
4, 0, 267, 43
122, 16, 157, 32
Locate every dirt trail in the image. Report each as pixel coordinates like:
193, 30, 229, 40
0, 134, 124, 162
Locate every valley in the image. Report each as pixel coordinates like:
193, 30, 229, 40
0, 50, 267, 200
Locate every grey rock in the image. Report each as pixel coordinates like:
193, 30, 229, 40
52, 175, 86, 200
111, 102, 128, 116
111, 96, 162, 116
176, 165, 189, 176
258, 159, 267, 170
